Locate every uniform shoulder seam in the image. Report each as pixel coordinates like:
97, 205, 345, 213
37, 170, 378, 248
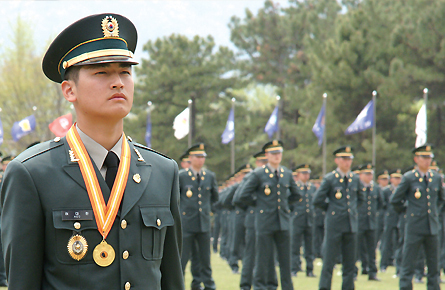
21, 142, 64, 163
133, 143, 171, 159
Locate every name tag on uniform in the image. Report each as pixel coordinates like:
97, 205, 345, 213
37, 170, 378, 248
62, 210, 93, 221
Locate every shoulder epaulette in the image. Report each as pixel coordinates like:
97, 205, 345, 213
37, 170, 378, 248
22, 139, 63, 163
133, 143, 171, 160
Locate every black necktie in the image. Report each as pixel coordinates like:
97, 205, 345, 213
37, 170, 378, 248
344, 176, 348, 189
104, 151, 119, 202
275, 170, 279, 180
197, 172, 200, 182
424, 174, 429, 187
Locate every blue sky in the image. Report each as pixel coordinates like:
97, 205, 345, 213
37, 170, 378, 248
0, 0, 290, 59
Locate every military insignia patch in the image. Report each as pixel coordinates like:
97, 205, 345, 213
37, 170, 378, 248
67, 234, 88, 261
102, 16, 119, 37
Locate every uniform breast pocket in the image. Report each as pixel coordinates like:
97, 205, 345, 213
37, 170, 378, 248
140, 206, 174, 260
52, 210, 98, 264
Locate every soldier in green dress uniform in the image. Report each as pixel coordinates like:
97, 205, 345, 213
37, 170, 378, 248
311, 175, 325, 259
375, 170, 389, 262
179, 151, 203, 290
380, 169, 402, 273
179, 143, 218, 290
236, 140, 300, 290
390, 144, 445, 290
1, 13, 184, 289
290, 164, 317, 277
313, 146, 365, 290
355, 163, 384, 281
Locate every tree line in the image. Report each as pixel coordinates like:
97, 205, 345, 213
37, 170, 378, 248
1, 0, 444, 181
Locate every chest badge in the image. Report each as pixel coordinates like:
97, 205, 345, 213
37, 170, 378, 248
335, 189, 342, 199
186, 188, 193, 198
264, 185, 271, 196
415, 188, 421, 199
67, 234, 88, 261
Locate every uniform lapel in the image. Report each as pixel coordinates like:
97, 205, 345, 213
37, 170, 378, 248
121, 142, 152, 218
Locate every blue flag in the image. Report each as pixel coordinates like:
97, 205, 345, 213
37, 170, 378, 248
221, 108, 235, 144
345, 100, 374, 135
264, 105, 279, 138
312, 103, 326, 146
145, 111, 152, 147
11, 115, 36, 142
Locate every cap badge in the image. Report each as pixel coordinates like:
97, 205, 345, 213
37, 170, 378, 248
426, 145, 431, 151
346, 146, 351, 153
273, 140, 278, 146
102, 16, 119, 38
367, 164, 372, 169
199, 144, 204, 150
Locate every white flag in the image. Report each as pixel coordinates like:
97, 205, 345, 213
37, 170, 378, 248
415, 103, 427, 147
173, 107, 189, 140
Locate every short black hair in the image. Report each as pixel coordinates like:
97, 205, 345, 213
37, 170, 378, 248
63, 65, 82, 83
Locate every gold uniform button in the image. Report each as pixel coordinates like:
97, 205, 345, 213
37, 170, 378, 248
427, 188, 430, 192
411, 213, 414, 216
74, 222, 81, 230
306, 209, 310, 213
182, 212, 186, 215
250, 210, 254, 214
133, 174, 141, 183
368, 212, 371, 216
428, 202, 431, 206
54, 137, 61, 142
306, 204, 310, 207
277, 184, 280, 188
347, 202, 350, 205
121, 220, 127, 229
277, 198, 281, 202
278, 206, 281, 209
427, 195, 431, 199
157, 219, 161, 227
368, 196, 371, 199
346, 189, 349, 192
305, 194, 309, 197
428, 209, 431, 214
198, 194, 202, 198
347, 195, 350, 199
125, 282, 131, 290
306, 199, 309, 202
123, 250, 129, 260
199, 208, 202, 212
236, 210, 239, 214
260, 210, 264, 213
295, 212, 298, 215
198, 187, 201, 191
368, 207, 371, 210
368, 201, 371, 205
332, 211, 335, 215
199, 201, 202, 205
348, 209, 350, 213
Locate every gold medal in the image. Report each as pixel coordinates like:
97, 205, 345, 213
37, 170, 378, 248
264, 185, 271, 196
186, 189, 193, 198
93, 240, 115, 267
415, 189, 421, 199
335, 190, 342, 199
67, 234, 88, 261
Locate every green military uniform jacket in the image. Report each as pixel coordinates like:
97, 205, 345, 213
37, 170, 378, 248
313, 170, 365, 233
390, 168, 445, 235
291, 181, 316, 228
179, 168, 218, 233
357, 181, 384, 231
382, 185, 399, 228
1, 137, 184, 290
235, 165, 301, 233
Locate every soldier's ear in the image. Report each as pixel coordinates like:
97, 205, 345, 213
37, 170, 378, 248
61, 80, 77, 103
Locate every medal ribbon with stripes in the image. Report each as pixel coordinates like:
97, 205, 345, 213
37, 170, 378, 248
66, 124, 131, 240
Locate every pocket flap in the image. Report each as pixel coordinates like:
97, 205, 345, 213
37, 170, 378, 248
140, 206, 174, 230
52, 210, 97, 230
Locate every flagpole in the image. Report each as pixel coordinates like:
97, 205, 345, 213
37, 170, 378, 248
276, 95, 281, 140
372, 90, 377, 167
423, 88, 428, 143
322, 93, 327, 176
231, 98, 236, 174
188, 99, 192, 147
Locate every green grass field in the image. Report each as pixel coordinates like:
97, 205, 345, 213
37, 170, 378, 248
184, 251, 430, 290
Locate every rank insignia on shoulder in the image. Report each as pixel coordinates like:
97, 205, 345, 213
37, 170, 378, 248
134, 148, 144, 162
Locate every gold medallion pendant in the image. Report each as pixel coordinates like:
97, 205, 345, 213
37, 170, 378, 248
264, 185, 271, 196
186, 189, 193, 198
414, 189, 421, 199
67, 234, 88, 261
93, 240, 115, 267
335, 190, 342, 199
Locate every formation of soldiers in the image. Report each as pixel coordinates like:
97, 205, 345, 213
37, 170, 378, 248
178, 140, 445, 290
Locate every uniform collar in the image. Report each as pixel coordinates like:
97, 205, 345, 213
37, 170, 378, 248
76, 124, 123, 172
336, 168, 350, 178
